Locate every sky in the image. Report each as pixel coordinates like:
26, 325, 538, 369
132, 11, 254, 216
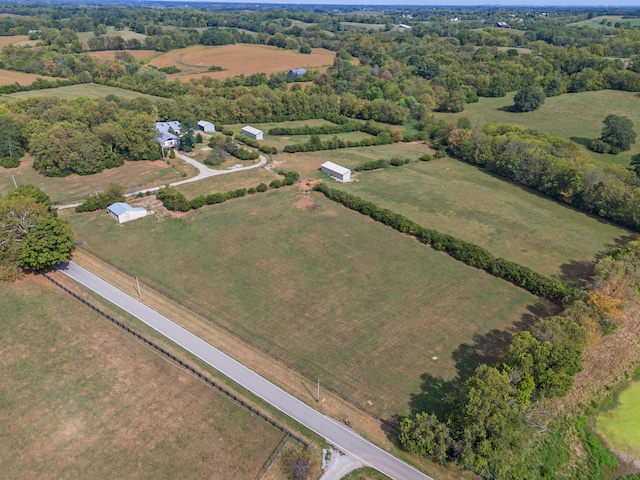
169, 0, 640, 6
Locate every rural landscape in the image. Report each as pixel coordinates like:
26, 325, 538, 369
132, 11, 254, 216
1, 2, 640, 479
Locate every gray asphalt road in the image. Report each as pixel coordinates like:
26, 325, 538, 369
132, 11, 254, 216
58, 261, 433, 480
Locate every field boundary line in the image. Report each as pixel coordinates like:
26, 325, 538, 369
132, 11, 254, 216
255, 434, 289, 480
41, 271, 309, 450
74, 246, 399, 432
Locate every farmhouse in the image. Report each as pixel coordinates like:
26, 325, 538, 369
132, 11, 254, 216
197, 120, 216, 133
155, 121, 181, 134
241, 125, 264, 141
107, 202, 148, 224
397, 24, 412, 30
320, 161, 351, 182
155, 121, 181, 151
287, 68, 307, 79
495, 21, 509, 28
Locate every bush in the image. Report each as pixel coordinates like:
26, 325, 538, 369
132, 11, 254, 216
204, 147, 227, 166
256, 183, 268, 192
283, 171, 300, 185
420, 153, 434, 162
434, 149, 447, 158
247, 187, 257, 194
589, 139, 611, 154
157, 186, 191, 211
513, 86, 546, 112
205, 192, 230, 204
0, 157, 20, 168
169, 148, 176, 159
390, 156, 411, 166
190, 195, 205, 209
270, 179, 284, 188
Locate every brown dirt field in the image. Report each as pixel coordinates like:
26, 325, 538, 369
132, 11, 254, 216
1, 275, 285, 480
150, 44, 339, 81
89, 50, 157, 61
0, 35, 28, 47
0, 68, 52, 86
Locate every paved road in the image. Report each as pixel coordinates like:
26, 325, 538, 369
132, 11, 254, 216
56, 152, 269, 209
58, 261, 433, 480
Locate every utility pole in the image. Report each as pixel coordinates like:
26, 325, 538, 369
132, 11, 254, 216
317, 378, 320, 403
135, 276, 141, 299
12, 175, 17, 189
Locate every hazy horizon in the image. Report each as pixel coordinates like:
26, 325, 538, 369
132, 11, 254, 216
157, 0, 640, 7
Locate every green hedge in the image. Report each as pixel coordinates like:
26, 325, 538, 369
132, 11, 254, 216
313, 183, 573, 303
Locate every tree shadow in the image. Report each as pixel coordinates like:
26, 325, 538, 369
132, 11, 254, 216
559, 259, 597, 286
497, 105, 516, 113
569, 136, 593, 147
406, 303, 555, 424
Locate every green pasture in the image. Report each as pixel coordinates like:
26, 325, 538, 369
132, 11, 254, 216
7, 83, 161, 100
433, 90, 640, 165
71, 188, 549, 418
567, 15, 640, 29
343, 159, 631, 280
0, 278, 283, 479
597, 380, 640, 460
77, 26, 147, 41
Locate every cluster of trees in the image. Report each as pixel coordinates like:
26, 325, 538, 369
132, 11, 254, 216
0, 185, 74, 281
353, 156, 412, 171
397, 240, 640, 478
2, 97, 161, 176
236, 134, 277, 154
589, 114, 637, 155
208, 135, 259, 161
283, 125, 397, 153
157, 171, 299, 211
75, 183, 125, 212
313, 183, 572, 303
446, 123, 640, 230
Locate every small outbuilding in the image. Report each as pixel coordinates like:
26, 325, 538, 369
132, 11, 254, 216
287, 68, 307, 80
107, 202, 148, 224
320, 161, 351, 183
198, 120, 216, 133
241, 125, 264, 141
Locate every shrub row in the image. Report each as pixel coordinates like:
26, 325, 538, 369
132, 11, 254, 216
353, 156, 412, 172
157, 171, 300, 212
283, 132, 393, 153
75, 192, 125, 213
236, 134, 277, 154
268, 122, 360, 136
313, 183, 573, 303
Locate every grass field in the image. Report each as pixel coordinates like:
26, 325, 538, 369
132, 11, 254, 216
0, 276, 284, 479
149, 44, 340, 81
77, 26, 147, 43
433, 90, 640, 165
88, 49, 157, 61
567, 15, 640, 29
70, 188, 550, 418
597, 380, 640, 460
0, 34, 31, 47
0, 155, 183, 204
340, 21, 386, 30
6, 83, 161, 100
341, 159, 631, 280
0, 68, 54, 86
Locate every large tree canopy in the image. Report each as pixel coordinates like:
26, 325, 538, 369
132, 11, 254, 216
512, 85, 546, 112
0, 185, 73, 281
591, 114, 637, 154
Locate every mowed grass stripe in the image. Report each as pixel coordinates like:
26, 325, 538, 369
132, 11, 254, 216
0, 278, 283, 479
342, 159, 631, 280
596, 380, 640, 458
71, 188, 549, 418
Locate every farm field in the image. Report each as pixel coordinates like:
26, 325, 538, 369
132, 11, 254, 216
597, 380, 640, 461
275, 141, 431, 180
567, 15, 640, 29
149, 44, 341, 81
77, 26, 147, 42
70, 188, 550, 418
433, 90, 640, 165
0, 156, 183, 204
0, 276, 284, 480
0, 68, 54, 86
342, 159, 630, 280
0, 34, 33, 47
88, 49, 157, 61
6, 83, 161, 100
340, 21, 386, 30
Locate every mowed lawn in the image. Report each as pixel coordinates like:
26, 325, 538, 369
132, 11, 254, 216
0, 277, 283, 479
71, 188, 549, 418
7, 83, 161, 100
0, 156, 183, 204
433, 90, 640, 165
343, 159, 631, 280
597, 380, 640, 460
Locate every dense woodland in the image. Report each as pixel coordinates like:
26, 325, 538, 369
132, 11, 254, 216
2, 3, 640, 480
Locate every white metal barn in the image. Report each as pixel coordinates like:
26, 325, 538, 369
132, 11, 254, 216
241, 125, 264, 141
107, 202, 148, 224
320, 161, 352, 182
198, 120, 216, 133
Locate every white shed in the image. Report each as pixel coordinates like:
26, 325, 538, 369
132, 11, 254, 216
198, 120, 216, 133
241, 125, 264, 141
107, 202, 148, 224
320, 161, 352, 182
